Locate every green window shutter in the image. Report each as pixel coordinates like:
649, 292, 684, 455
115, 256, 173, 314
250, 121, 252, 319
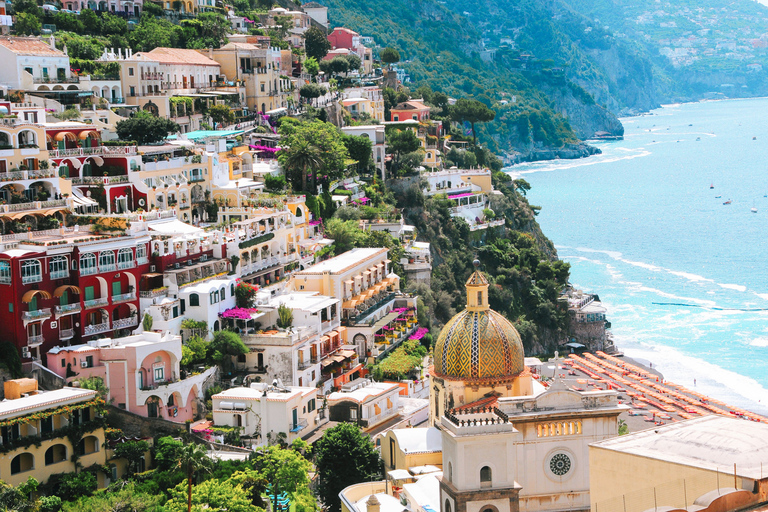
112, 282, 121, 296
85, 286, 95, 301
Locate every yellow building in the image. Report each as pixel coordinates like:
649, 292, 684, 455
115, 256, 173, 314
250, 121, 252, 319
381, 427, 442, 472
590, 415, 768, 512
0, 381, 108, 487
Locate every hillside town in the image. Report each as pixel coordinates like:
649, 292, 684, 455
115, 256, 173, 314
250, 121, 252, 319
0, 2, 766, 512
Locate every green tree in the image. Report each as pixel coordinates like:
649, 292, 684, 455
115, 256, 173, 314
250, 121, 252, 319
209, 331, 249, 370
55, 472, 97, 501
209, 104, 235, 128
450, 98, 496, 144
278, 119, 349, 192
116, 110, 180, 145
62, 482, 163, 512
303, 57, 320, 81
10, 0, 41, 16
514, 178, 531, 196
314, 423, 382, 512
53, 12, 85, 33
304, 26, 331, 61
153, 436, 185, 471
380, 47, 400, 68
79, 376, 109, 403
79, 9, 101, 33
299, 83, 327, 107
101, 12, 128, 35
255, 446, 312, 512
276, 303, 294, 330
323, 219, 361, 253
143, 312, 154, 332
0, 477, 39, 512
0, 341, 22, 377
173, 443, 213, 512
14, 13, 41, 35
128, 14, 182, 52
386, 128, 421, 173
280, 139, 321, 193
166, 477, 257, 512
181, 336, 210, 367
114, 440, 151, 476
342, 134, 372, 171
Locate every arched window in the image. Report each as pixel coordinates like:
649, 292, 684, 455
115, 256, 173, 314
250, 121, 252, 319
230, 284, 235, 296
44, 444, 67, 465
11, 453, 34, 474
78, 435, 100, 455
190, 293, 199, 307
117, 248, 134, 269
480, 466, 492, 488
220, 287, 225, 300
49, 255, 69, 278
445, 501, 452, 512
80, 253, 97, 275
99, 251, 115, 271
210, 291, 216, 304
21, 259, 41, 284
477, 291, 482, 305
136, 244, 147, 261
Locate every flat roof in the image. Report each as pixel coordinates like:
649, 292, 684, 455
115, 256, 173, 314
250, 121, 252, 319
328, 382, 399, 403
297, 247, 386, 275
0, 387, 96, 420
270, 292, 338, 313
590, 415, 768, 479
213, 385, 315, 402
391, 427, 442, 454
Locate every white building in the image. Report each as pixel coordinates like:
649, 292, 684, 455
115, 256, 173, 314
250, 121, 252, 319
302, 2, 328, 28
327, 378, 401, 429
212, 382, 322, 447
0, 36, 72, 91
341, 125, 386, 179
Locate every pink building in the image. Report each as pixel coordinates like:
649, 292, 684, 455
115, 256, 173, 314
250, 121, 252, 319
47, 332, 217, 423
328, 27, 360, 50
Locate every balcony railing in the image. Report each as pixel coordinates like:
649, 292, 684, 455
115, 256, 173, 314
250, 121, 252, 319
117, 260, 135, 270
60, 328, 75, 339
84, 297, 109, 309
33, 76, 80, 84
189, 175, 205, 182
298, 358, 319, 370
22, 308, 52, 321
21, 273, 42, 284
55, 303, 82, 315
27, 334, 44, 345
99, 263, 116, 273
139, 288, 168, 299
113, 316, 138, 330
84, 321, 111, 336
48, 146, 137, 158
289, 418, 308, 433
49, 269, 69, 279
112, 292, 136, 304
137, 257, 149, 265
80, 266, 98, 276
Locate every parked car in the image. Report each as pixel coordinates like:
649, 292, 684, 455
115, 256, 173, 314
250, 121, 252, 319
42, 4, 59, 11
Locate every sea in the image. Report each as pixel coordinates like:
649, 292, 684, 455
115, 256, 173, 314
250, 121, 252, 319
506, 97, 768, 416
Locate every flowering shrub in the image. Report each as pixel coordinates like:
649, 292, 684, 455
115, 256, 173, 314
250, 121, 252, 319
409, 327, 429, 341
221, 307, 260, 320
235, 281, 259, 308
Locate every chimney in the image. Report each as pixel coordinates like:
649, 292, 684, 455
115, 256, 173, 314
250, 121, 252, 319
208, 46, 213, 59
63, 44, 67, 56
49, 35, 56, 50
365, 495, 380, 512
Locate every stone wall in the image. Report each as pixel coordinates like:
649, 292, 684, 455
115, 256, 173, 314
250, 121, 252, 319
568, 319, 607, 352
107, 406, 187, 438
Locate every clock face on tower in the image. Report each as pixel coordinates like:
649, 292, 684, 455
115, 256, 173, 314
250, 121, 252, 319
549, 453, 571, 476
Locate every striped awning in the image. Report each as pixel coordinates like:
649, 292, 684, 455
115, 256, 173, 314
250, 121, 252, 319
22, 289, 52, 303
53, 285, 80, 297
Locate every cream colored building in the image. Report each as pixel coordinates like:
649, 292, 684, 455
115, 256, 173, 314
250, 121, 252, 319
0, 381, 108, 487
590, 415, 768, 512
382, 427, 442, 471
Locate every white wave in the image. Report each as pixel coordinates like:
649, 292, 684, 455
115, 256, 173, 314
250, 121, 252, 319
718, 283, 748, 292
755, 293, 768, 301
750, 337, 768, 347
667, 270, 713, 283
508, 148, 652, 176
573, 247, 624, 260
622, 259, 664, 272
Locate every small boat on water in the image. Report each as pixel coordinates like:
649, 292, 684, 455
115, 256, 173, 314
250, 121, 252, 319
715, 195, 722, 198
752, 207, 758, 213
723, 199, 732, 205
710, 182, 714, 189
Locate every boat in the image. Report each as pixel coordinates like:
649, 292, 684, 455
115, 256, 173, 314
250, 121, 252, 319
752, 207, 758, 213
710, 182, 714, 189
723, 199, 732, 205
715, 195, 722, 198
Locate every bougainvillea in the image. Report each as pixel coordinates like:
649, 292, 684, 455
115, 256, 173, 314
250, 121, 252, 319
220, 307, 260, 320
409, 327, 429, 341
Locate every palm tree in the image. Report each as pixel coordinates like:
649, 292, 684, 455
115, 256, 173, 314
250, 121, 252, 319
175, 442, 212, 512
282, 140, 322, 193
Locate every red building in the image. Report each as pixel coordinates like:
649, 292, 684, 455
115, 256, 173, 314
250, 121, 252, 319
327, 27, 360, 50
389, 100, 432, 122
0, 225, 150, 360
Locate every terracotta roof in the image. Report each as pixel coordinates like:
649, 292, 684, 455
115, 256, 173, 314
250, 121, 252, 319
0, 37, 65, 56
393, 101, 430, 111
219, 42, 261, 51
144, 47, 221, 67
331, 27, 360, 36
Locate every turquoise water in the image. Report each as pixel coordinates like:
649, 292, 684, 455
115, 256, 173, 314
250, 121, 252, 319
509, 98, 768, 415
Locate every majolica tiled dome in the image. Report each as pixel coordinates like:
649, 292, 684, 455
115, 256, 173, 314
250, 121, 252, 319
433, 264, 524, 382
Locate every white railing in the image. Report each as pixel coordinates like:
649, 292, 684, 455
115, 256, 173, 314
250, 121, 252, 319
99, 263, 116, 273
55, 303, 81, 315
49, 269, 69, 279
113, 316, 138, 330
60, 328, 75, 339
140, 288, 168, 299
117, 260, 135, 270
21, 273, 42, 284
49, 146, 137, 158
84, 297, 109, 309
80, 266, 98, 276
136, 257, 148, 265
111, 292, 136, 304
27, 334, 44, 345
22, 308, 52, 321
84, 322, 111, 336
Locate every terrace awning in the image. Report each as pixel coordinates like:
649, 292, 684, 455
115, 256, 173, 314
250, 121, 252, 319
22, 289, 52, 303
53, 285, 80, 297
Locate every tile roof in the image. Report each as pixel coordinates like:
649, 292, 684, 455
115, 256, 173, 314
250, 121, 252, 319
0, 36, 65, 56
393, 101, 430, 111
302, 1, 326, 7
144, 47, 221, 67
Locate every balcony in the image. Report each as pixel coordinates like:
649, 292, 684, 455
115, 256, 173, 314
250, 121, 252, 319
48, 146, 138, 158
33, 76, 80, 84
84, 297, 109, 309
189, 174, 205, 182
99, 263, 116, 273
117, 260, 135, 270
55, 303, 82, 316
298, 357, 319, 370
60, 328, 75, 339
80, 266, 98, 276
27, 334, 44, 346
289, 418, 308, 433
111, 292, 136, 304
50, 269, 70, 279
84, 322, 111, 336
137, 257, 149, 265
113, 316, 138, 330
22, 308, 52, 321
139, 288, 168, 299
21, 273, 42, 284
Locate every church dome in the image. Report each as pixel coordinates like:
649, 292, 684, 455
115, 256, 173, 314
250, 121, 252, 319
433, 264, 525, 382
